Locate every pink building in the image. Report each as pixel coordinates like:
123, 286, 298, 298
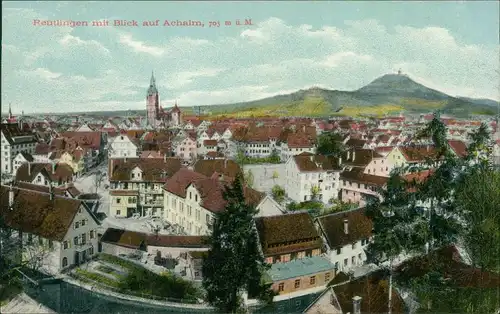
174, 135, 197, 161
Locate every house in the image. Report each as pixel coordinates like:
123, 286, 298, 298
285, 153, 343, 204
163, 168, 275, 236
192, 158, 242, 181
59, 150, 87, 176
267, 256, 335, 296
1, 123, 37, 175
0, 185, 100, 274
15, 162, 74, 187
339, 169, 388, 206
172, 134, 197, 161
12, 152, 34, 175
302, 287, 342, 314
327, 270, 406, 313
108, 157, 182, 218
199, 140, 218, 156
280, 133, 316, 162
447, 140, 468, 158
14, 181, 82, 199
315, 208, 373, 272
108, 134, 139, 158
255, 212, 324, 264
99, 228, 210, 280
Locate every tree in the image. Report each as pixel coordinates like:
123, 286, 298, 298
92, 170, 104, 193
455, 167, 500, 273
271, 171, 279, 182
466, 122, 493, 167
202, 173, 275, 313
244, 170, 254, 188
310, 185, 321, 201
268, 149, 280, 163
316, 132, 345, 156
271, 185, 285, 204
236, 148, 247, 165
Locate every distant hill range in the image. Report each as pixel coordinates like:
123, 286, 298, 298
205, 73, 499, 118
37, 73, 498, 118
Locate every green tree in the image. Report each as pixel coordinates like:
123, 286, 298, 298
244, 170, 254, 188
271, 171, 279, 181
455, 167, 500, 273
466, 122, 493, 167
268, 149, 281, 163
310, 185, 321, 201
202, 173, 275, 313
271, 185, 285, 204
316, 132, 345, 156
236, 148, 247, 165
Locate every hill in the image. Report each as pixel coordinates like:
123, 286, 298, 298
204, 73, 497, 118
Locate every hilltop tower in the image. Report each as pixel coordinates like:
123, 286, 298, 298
146, 71, 160, 127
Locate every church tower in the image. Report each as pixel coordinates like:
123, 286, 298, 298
146, 71, 160, 127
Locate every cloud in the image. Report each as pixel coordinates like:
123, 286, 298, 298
19, 68, 62, 80
118, 33, 165, 57
1, 9, 498, 113
59, 34, 110, 54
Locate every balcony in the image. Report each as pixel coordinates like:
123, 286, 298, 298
143, 189, 163, 195
141, 199, 163, 207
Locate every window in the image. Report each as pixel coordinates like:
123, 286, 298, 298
189, 192, 192, 199
117, 210, 121, 215
352, 256, 356, 265
62, 257, 68, 267
358, 253, 362, 261
116, 198, 121, 204
335, 262, 339, 270
325, 272, 331, 282
81, 233, 86, 245
90, 230, 95, 239
309, 276, 316, 285
37, 176, 41, 182
294, 279, 301, 289
75, 221, 80, 229
82, 219, 86, 226
352, 243, 356, 250
74, 236, 79, 245
344, 258, 348, 266
195, 194, 198, 202
89, 246, 94, 255
361, 239, 365, 246
336, 248, 342, 255
278, 282, 284, 292
48, 240, 53, 249
63, 241, 69, 249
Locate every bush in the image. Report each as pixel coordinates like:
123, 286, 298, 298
75, 269, 120, 288
119, 268, 201, 301
98, 253, 142, 272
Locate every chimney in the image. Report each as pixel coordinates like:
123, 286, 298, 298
28, 162, 31, 176
343, 219, 349, 234
352, 296, 362, 314
52, 162, 56, 174
352, 149, 356, 161
9, 184, 14, 209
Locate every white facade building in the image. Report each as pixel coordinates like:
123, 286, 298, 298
1, 185, 100, 275
1, 123, 37, 175
108, 134, 139, 158
285, 153, 342, 204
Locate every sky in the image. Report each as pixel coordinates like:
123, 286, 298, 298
2, 1, 499, 114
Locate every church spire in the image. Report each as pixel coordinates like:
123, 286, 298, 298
147, 71, 158, 96
150, 71, 156, 87
8, 103, 12, 119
